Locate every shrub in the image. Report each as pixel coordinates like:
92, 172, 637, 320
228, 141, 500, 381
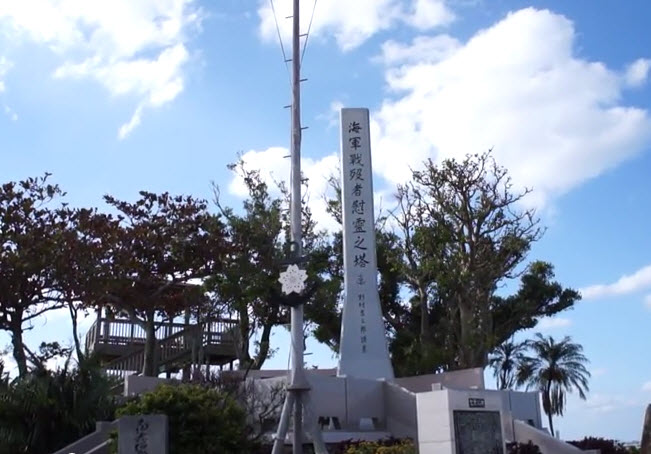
331, 438, 417, 454
568, 437, 631, 454
115, 383, 249, 454
507, 441, 542, 454
0, 356, 118, 454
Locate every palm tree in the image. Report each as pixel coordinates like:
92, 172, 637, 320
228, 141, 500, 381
489, 340, 528, 390
517, 333, 591, 436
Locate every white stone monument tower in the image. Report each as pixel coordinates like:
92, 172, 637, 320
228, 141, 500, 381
337, 108, 394, 381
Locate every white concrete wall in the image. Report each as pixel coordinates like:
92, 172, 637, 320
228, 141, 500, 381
124, 375, 169, 396
415, 388, 545, 453
307, 375, 347, 427
446, 388, 510, 449
508, 391, 543, 429
384, 381, 418, 441
346, 377, 385, 429
416, 390, 455, 454
513, 419, 584, 454
396, 368, 485, 393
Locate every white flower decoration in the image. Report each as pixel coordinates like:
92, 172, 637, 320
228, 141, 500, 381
278, 264, 308, 295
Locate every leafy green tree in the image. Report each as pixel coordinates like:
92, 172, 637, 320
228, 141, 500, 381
386, 151, 580, 372
0, 175, 69, 377
210, 160, 335, 369
210, 163, 288, 370
116, 384, 248, 454
308, 154, 578, 375
489, 341, 528, 390
518, 333, 591, 436
53, 207, 117, 361
97, 191, 227, 376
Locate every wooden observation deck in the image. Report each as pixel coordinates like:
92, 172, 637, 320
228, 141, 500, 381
85, 316, 239, 379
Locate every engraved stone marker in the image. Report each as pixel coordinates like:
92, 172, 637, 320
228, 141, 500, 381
453, 411, 504, 454
337, 108, 394, 381
118, 415, 168, 454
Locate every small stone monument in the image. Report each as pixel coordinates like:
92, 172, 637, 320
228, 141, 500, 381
337, 108, 394, 381
118, 415, 168, 454
642, 404, 651, 454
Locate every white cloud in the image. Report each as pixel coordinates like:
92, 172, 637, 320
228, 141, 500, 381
3, 105, 17, 121
642, 381, 651, 392
317, 100, 345, 130
645, 294, 651, 311
370, 8, 651, 208
592, 368, 607, 378
0, 56, 12, 93
378, 34, 459, 65
228, 147, 341, 232
580, 264, 651, 300
0, 350, 16, 376
0, 0, 200, 137
406, 0, 455, 30
625, 58, 651, 87
537, 317, 572, 331
257, 0, 453, 51
582, 393, 639, 413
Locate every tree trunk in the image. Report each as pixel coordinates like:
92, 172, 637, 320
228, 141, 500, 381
418, 284, 429, 343
11, 321, 28, 377
547, 411, 555, 438
235, 306, 252, 369
142, 316, 158, 377
458, 300, 474, 369
68, 301, 84, 362
252, 322, 273, 370
543, 381, 554, 436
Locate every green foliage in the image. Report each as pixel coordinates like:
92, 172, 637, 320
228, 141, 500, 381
489, 341, 528, 390
115, 383, 249, 454
313, 151, 580, 375
210, 159, 337, 370
567, 437, 633, 454
506, 441, 542, 454
0, 174, 70, 377
517, 334, 591, 435
100, 191, 228, 376
332, 439, 417, 454
0, 356, 118, 454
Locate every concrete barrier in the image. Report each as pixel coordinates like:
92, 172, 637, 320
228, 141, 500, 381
513, 419, 583, 454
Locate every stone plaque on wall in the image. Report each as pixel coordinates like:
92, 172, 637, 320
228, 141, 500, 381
453, 411, 504, 454
118, 415, 168, 454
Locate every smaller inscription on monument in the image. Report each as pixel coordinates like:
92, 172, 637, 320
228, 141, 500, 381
118, 415, 168, 454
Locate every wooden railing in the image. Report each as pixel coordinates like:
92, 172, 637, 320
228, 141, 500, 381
97, 318, 238, 379
86, 317, 238, 354
104, 348, 145, 380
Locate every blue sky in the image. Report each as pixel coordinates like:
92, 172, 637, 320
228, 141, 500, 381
1, 0, 651, 443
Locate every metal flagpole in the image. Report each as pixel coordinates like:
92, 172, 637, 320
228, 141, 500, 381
289, 0, 307, 451
271, 0, 326, 453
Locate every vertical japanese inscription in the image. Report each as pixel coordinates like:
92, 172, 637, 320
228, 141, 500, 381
343, 112, 374, 354
135, 417, 149, 454
338, 108, 394, 379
